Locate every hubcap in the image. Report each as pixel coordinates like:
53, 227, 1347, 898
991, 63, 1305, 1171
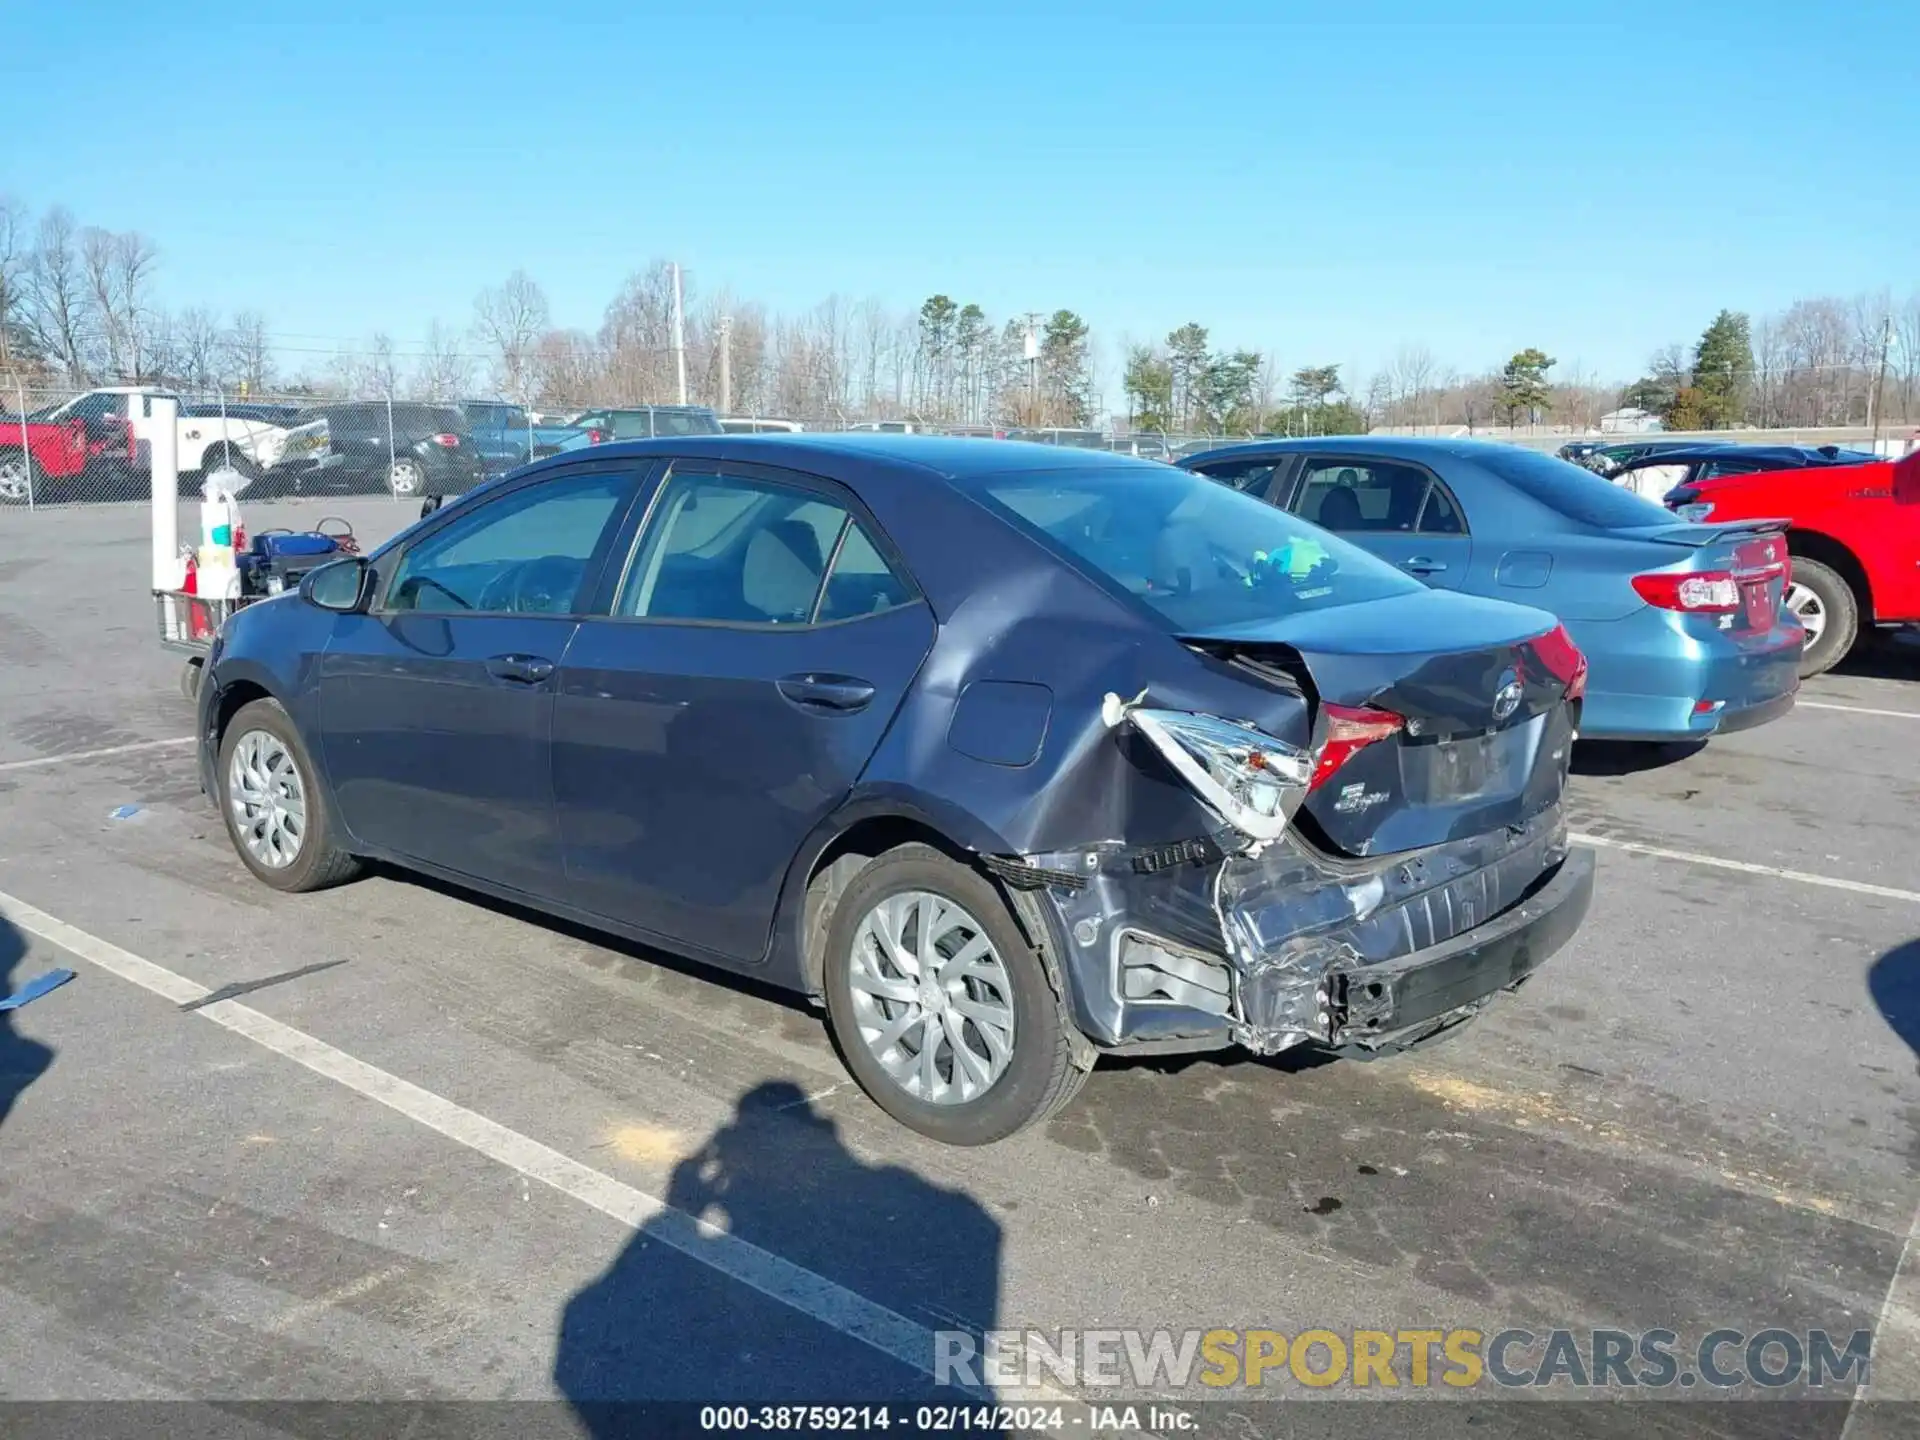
1785, 582, 1827, 645
228, 729, 307, 869
390, 461, 422, 496
847, 891, 1017, 1106
0, 459, 28, 501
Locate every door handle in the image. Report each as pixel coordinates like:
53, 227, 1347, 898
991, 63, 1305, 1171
485, 653, 556, 685
777, 673, 876, 713
1403, 556, 1447, 575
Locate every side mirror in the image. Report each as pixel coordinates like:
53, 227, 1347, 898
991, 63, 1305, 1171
302, 556, 372, 613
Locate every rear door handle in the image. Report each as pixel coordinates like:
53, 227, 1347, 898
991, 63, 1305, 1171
1403, 557, 1447, 575
485, 653, 555, 685
777, 673, 876, 713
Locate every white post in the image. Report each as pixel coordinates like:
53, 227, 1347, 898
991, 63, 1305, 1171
150, 394, 180, 589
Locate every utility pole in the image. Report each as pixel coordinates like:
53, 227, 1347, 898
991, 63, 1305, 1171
1022, 312, 1043, 420
718, 314, 733, 416
1870, 311, 1893, 449
670, 262, 688, 405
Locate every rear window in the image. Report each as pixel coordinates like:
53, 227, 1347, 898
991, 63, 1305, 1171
961, 465, 1421, 633
1474, 446, 1675, 528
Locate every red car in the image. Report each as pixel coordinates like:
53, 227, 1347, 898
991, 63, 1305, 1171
1666, 447, 1920, 676
0, 406, 138, 505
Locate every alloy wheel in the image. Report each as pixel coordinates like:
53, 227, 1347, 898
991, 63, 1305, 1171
390, 459, 423, 496
1784, 582, 1827, 646
228, 729, 307, 869
846, 890, 1017, 1106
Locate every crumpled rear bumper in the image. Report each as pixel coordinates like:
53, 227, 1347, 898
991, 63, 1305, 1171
1239, 846, 1594, 1053
1014, 806, 1592, 1057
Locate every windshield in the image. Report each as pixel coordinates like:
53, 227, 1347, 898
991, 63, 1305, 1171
1474, 445, 1677, 528
964, 464, 1421, 633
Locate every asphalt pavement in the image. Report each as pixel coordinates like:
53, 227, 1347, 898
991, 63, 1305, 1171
1, 497, 1917, 1438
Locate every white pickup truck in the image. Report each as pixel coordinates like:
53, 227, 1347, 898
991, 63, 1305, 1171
37, 387, 294, 480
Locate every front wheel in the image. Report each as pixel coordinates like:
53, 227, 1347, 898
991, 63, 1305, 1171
822, 844, 1089, 1145
216, 697, 362, 893
1786, 557, 1858, 678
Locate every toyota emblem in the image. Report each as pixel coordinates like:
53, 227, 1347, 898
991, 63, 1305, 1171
1493, 675, 1523, 722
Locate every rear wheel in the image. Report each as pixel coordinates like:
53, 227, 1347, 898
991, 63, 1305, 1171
0, 453, 30, 504
1786, 557, 1857, 678
389, 458, 425, 497
822, 844, 1089, 1145
216, 698, 362, 892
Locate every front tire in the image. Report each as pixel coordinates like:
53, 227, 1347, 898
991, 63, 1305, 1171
216, 697, 362, 893
1786, 557, 1858, 678
0, 453, 30, 504
822, 844, 1089, 1144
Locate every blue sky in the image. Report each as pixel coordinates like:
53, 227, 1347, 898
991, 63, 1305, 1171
6, 0, 1916, 400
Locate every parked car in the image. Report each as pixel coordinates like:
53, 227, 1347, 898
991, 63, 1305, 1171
0, 400, 138, 504
254, 403, 485, 499
1181, 437, 1802, 743
460, 400, 588, 474
1106, 435, 1173, 461
196, 435, 1593, 1144
720, 416, 807, 434
1664, 448, 1920, 676
51, 387, 292, 481
1006, 427, 1107, 449
842, 420, 923, 434
1602, 443, 1886, 503
561, 406, 725, 445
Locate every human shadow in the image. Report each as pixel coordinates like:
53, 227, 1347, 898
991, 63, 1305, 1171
1867, 938, 1920, 1061
1, 912, 56, 1133
556, 1081, 1003, 1437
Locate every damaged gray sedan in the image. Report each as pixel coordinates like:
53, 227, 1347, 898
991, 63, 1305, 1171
197, 434, 1594, 1145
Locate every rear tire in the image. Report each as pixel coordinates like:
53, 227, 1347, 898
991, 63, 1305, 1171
216, 697, 362, 893
1786, 557, 1857, 678
822, 844, 1089, 1145
389, 458, 425, 497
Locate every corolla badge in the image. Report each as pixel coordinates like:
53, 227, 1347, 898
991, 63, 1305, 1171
1492, 672, 1524, 722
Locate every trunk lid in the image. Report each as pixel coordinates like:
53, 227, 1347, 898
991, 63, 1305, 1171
1184, 589, 1580, 858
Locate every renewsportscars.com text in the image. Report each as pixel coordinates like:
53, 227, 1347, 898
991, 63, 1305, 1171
934, 1327, 1873, 1392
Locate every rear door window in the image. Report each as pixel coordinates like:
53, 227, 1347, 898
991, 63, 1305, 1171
1293, 460, 1434, 533
1190, 456, 1281, 497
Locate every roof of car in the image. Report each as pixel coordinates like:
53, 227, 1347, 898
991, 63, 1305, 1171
1178, 434, 1587, 466
520, 432, 1152, 481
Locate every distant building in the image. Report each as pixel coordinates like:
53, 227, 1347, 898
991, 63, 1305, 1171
1599, 407, 1662, 434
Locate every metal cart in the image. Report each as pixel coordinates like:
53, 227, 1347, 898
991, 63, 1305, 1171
155, 588, 258, 701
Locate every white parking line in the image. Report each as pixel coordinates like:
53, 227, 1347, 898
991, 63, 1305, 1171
0, 737, 194, 774
1798, 700, 1920, 720
1572, 833, 1920, 906
0, 888, 1095, 1418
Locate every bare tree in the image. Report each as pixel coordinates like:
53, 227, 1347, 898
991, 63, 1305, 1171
176, 306, 224, 391
413, 320, 474, 401
473, 269, 550, 401
0, 195, 26, 373
23, 207, 89, 383
225, 310, 274, 395
79, 227, 160, 380
1896, 291, 1920, 423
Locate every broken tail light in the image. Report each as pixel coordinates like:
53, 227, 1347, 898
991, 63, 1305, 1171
1310, 704, 1404, 792
1529, 623, 1589, 702
1103, 697, 1314, 842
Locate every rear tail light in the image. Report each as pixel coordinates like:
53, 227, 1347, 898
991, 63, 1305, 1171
1310, 704, 1405, 792
429, 433, 460, 448
1529, 623, 1589, 702
1102, 695, 1314, 841
1632, 570, 1740, 613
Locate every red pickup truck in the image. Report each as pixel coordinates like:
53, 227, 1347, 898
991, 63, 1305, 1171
1667, 447, 1920, 676
0, 406, 139, 504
